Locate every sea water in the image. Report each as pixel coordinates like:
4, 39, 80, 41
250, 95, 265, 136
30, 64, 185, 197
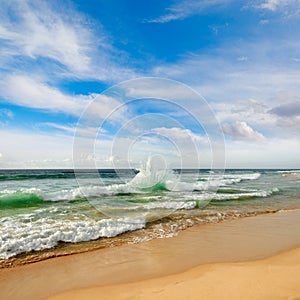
0, 162, 299, 263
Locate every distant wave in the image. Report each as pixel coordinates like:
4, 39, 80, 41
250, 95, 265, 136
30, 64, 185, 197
0, 186, 277, 210
0, 168, 263, 208
276, 170, 300, 173
0, 172, 124, 181
0, 173, 75, 181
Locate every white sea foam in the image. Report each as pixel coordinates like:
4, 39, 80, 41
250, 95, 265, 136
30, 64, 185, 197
0, 216, 145, 259
180, 188, 277, 201
222, 173, 261, 180
0, 168, 262, 202
102, 188, 276, 213
277, 170, 300, 173
0, 184, 139, 202
0, 187, 44, 197
144, 201, 196, 210
166, 173, 261, 192
46, 184, 139, 201
129, 157, 176, 189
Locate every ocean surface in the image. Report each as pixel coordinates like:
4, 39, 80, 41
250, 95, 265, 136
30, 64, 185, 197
0, 163, 299, 265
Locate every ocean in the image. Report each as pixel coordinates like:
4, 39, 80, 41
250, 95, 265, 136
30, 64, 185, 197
0, 163, 299, 266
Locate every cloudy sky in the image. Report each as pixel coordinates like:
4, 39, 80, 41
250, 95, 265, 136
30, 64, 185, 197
0, 0, 299, 169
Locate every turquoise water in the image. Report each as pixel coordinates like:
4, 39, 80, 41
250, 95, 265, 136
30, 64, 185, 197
0, 167, 299, 260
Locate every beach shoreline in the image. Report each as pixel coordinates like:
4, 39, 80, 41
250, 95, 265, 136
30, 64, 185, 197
1, 209, 300, 300
48, 246, 300, 300
0, 207, 286, 269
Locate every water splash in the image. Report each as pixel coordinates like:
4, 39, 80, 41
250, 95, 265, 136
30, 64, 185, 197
128, 156, 179, 190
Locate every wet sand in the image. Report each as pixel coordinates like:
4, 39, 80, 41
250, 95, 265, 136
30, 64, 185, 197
1, 209, 300, 300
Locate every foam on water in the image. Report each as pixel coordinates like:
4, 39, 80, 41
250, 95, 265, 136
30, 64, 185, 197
143, 200, 196, 210
0, 215, 145, 259
128, 156, 179, 191
2, 162, 283, 261
0, 170, 263, 204
276, 170, 300, 174
90, 188, 278, 215
180, 188, 278, 202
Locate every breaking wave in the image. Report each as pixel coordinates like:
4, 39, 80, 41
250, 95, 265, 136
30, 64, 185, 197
0, 216, 145, 259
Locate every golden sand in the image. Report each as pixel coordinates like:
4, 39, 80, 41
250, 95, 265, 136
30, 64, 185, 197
1, 209, 300, 300
48, 247, 300, 300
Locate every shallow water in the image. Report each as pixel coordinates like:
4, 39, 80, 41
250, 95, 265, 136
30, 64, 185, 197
0, 165, 299, 263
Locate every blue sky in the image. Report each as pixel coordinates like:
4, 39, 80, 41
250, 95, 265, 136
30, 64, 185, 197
0, 0, 299, 168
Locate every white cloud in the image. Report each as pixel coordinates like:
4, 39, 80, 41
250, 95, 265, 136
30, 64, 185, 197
260, 19, 270, 24
0, 128, 111, 168
214, 96, 300, 137
268, 99, 300, 131
147, 0, 233, 23
0, 108, 13, 119
0, 108, 14, 127
0, 124, 205, 168
0, 74, 91, 115
153, 50, 300, 103
0, 0, 94, 73
42, 123, 79, 135
0, 1, 298, 169
123, 79, 201, 101
237, 56, 248, 61
257, 0, 282, 11
253, 0, 300, 16
42, 123, 107, 137
0, 128, 73, 168
0, 0, 136, 82
1, 125, 298, 169
152, 127, 205, 143
214, 99, 276, 128
0, 74, 123, 119
151, 39, 300, 141
225, 137, 300, 168
222, 121, 266, 142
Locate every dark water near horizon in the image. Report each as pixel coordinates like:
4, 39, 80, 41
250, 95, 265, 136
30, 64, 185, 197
0, 166, 299, 264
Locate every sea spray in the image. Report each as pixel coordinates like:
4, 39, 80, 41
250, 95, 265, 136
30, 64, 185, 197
128, 156, 179, 190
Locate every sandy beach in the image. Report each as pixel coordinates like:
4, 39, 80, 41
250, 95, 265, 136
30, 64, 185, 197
1, 0, 300, 299
1, 209, 300, 300
49, 247, 300, 300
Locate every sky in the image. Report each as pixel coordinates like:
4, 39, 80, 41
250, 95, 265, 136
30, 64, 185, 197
0, 0, 300, 169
